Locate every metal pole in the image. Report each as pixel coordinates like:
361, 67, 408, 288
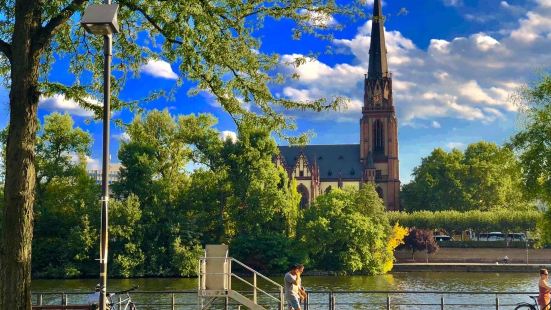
495, 296, 499, 310
440, 296, 444, 310
99, 0, 112, 309
253, 273, 257, 304
526, 230, 529, 264
386, 295, 390, 310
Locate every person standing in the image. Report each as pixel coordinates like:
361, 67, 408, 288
539, 269, 551, 310
284, 264, 302, 310
296, 264, 307, 304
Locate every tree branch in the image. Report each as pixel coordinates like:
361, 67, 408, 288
0, 38, 11, 62
118, 0, 183, 45
33, 0, 88, 52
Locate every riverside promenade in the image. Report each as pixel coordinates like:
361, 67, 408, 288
393, 263, 551, 272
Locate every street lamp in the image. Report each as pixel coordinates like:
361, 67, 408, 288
80, 3, 119, 310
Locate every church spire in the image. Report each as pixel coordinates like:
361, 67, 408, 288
368, 0, 389, 79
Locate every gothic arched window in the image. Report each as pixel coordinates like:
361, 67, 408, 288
373, 120, 384, 154
297, 184, 310, 209
376, 187, 384, 200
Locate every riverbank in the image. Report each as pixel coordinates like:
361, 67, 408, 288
393, 263, 551, 273
395, 248, 551, 264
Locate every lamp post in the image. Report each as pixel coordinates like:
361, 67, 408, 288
80, 3, 119, 310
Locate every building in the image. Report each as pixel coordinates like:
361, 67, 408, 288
277, 0, 400, 210
87, 163, 122, 186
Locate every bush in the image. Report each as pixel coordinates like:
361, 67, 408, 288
298, 186, 392, 274
387, 210, 542, 233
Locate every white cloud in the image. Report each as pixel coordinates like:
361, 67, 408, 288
39, 94, 98, 117
85, 156, 101, 171
113, 132, 130, 142
431, 121, 441, 128
446, 142, 466, 150
220, 130, 237, 143
299, 9, 338, 27
69, 153, 100, 170
278, 3, 551, 125
140, 59, 178, 80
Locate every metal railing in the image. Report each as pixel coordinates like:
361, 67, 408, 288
198, 257, 285, 309
32, 289, 542, 309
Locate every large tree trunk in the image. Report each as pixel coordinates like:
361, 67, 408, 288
0, 1, 41, 309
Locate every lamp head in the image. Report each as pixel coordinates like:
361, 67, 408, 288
80, 4, 119, 35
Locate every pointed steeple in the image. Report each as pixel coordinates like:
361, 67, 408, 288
368, 0, 389, 79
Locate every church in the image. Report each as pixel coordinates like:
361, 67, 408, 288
276, 0, 400, 211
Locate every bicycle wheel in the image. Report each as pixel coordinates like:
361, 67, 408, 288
514, 303, 537, 310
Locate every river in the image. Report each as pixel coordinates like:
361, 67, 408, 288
32, 272, 541, 309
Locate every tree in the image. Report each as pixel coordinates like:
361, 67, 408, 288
299, 186, 393, 274
403, 228, 439, 262
31, 113, 99, 278
383, 224, 408, 273
462, 142, 527, 211
511, 76, 551, 247
511, 75, 551, 204
114, 110, 199, 276
402, 142, 531, 211
401, 148, 468, 211
0, 1, 356, 307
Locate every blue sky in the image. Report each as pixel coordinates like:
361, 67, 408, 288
6, 0, 551, 183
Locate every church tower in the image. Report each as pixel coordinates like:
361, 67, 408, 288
360, 0, 400, 210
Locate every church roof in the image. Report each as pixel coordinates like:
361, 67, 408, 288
368, 0, 389, 79
278, 144, 363, 180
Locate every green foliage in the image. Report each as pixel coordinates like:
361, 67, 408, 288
171, 238, 203, 277
387, 210, 542, 233
402, 142, 531, 211
32, 114, 99, 278
231, 234, 304, 274
299, 186, 392, 274
511, 75, 551, 204
0, 0, 360, 136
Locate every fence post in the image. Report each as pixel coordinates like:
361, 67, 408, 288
253, 273, 257, 304
305, 291, 309, 310
39, 294, 43, 306
279, 287, 284, 310
172, 293, 176, 310
386, 295, 391, 310
440, 296, 444, 310
495, 296, 499, 310
329, 292, 336, 310
62, 293, 67, 305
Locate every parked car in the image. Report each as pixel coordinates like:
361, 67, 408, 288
434, 235, 452, 242
507, 233, 526, 241
478, 232, 505, 241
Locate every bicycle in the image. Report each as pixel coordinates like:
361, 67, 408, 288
514, 295, 551, 310
106, 286, 139, 310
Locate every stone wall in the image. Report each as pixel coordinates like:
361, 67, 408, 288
395, 248, 551, 264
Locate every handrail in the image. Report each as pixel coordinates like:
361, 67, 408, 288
199, 256, 285, 308
230, 258, 283, 288
231, 273, 280, 302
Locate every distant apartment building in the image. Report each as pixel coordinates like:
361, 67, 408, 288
87, 163, 122, 186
